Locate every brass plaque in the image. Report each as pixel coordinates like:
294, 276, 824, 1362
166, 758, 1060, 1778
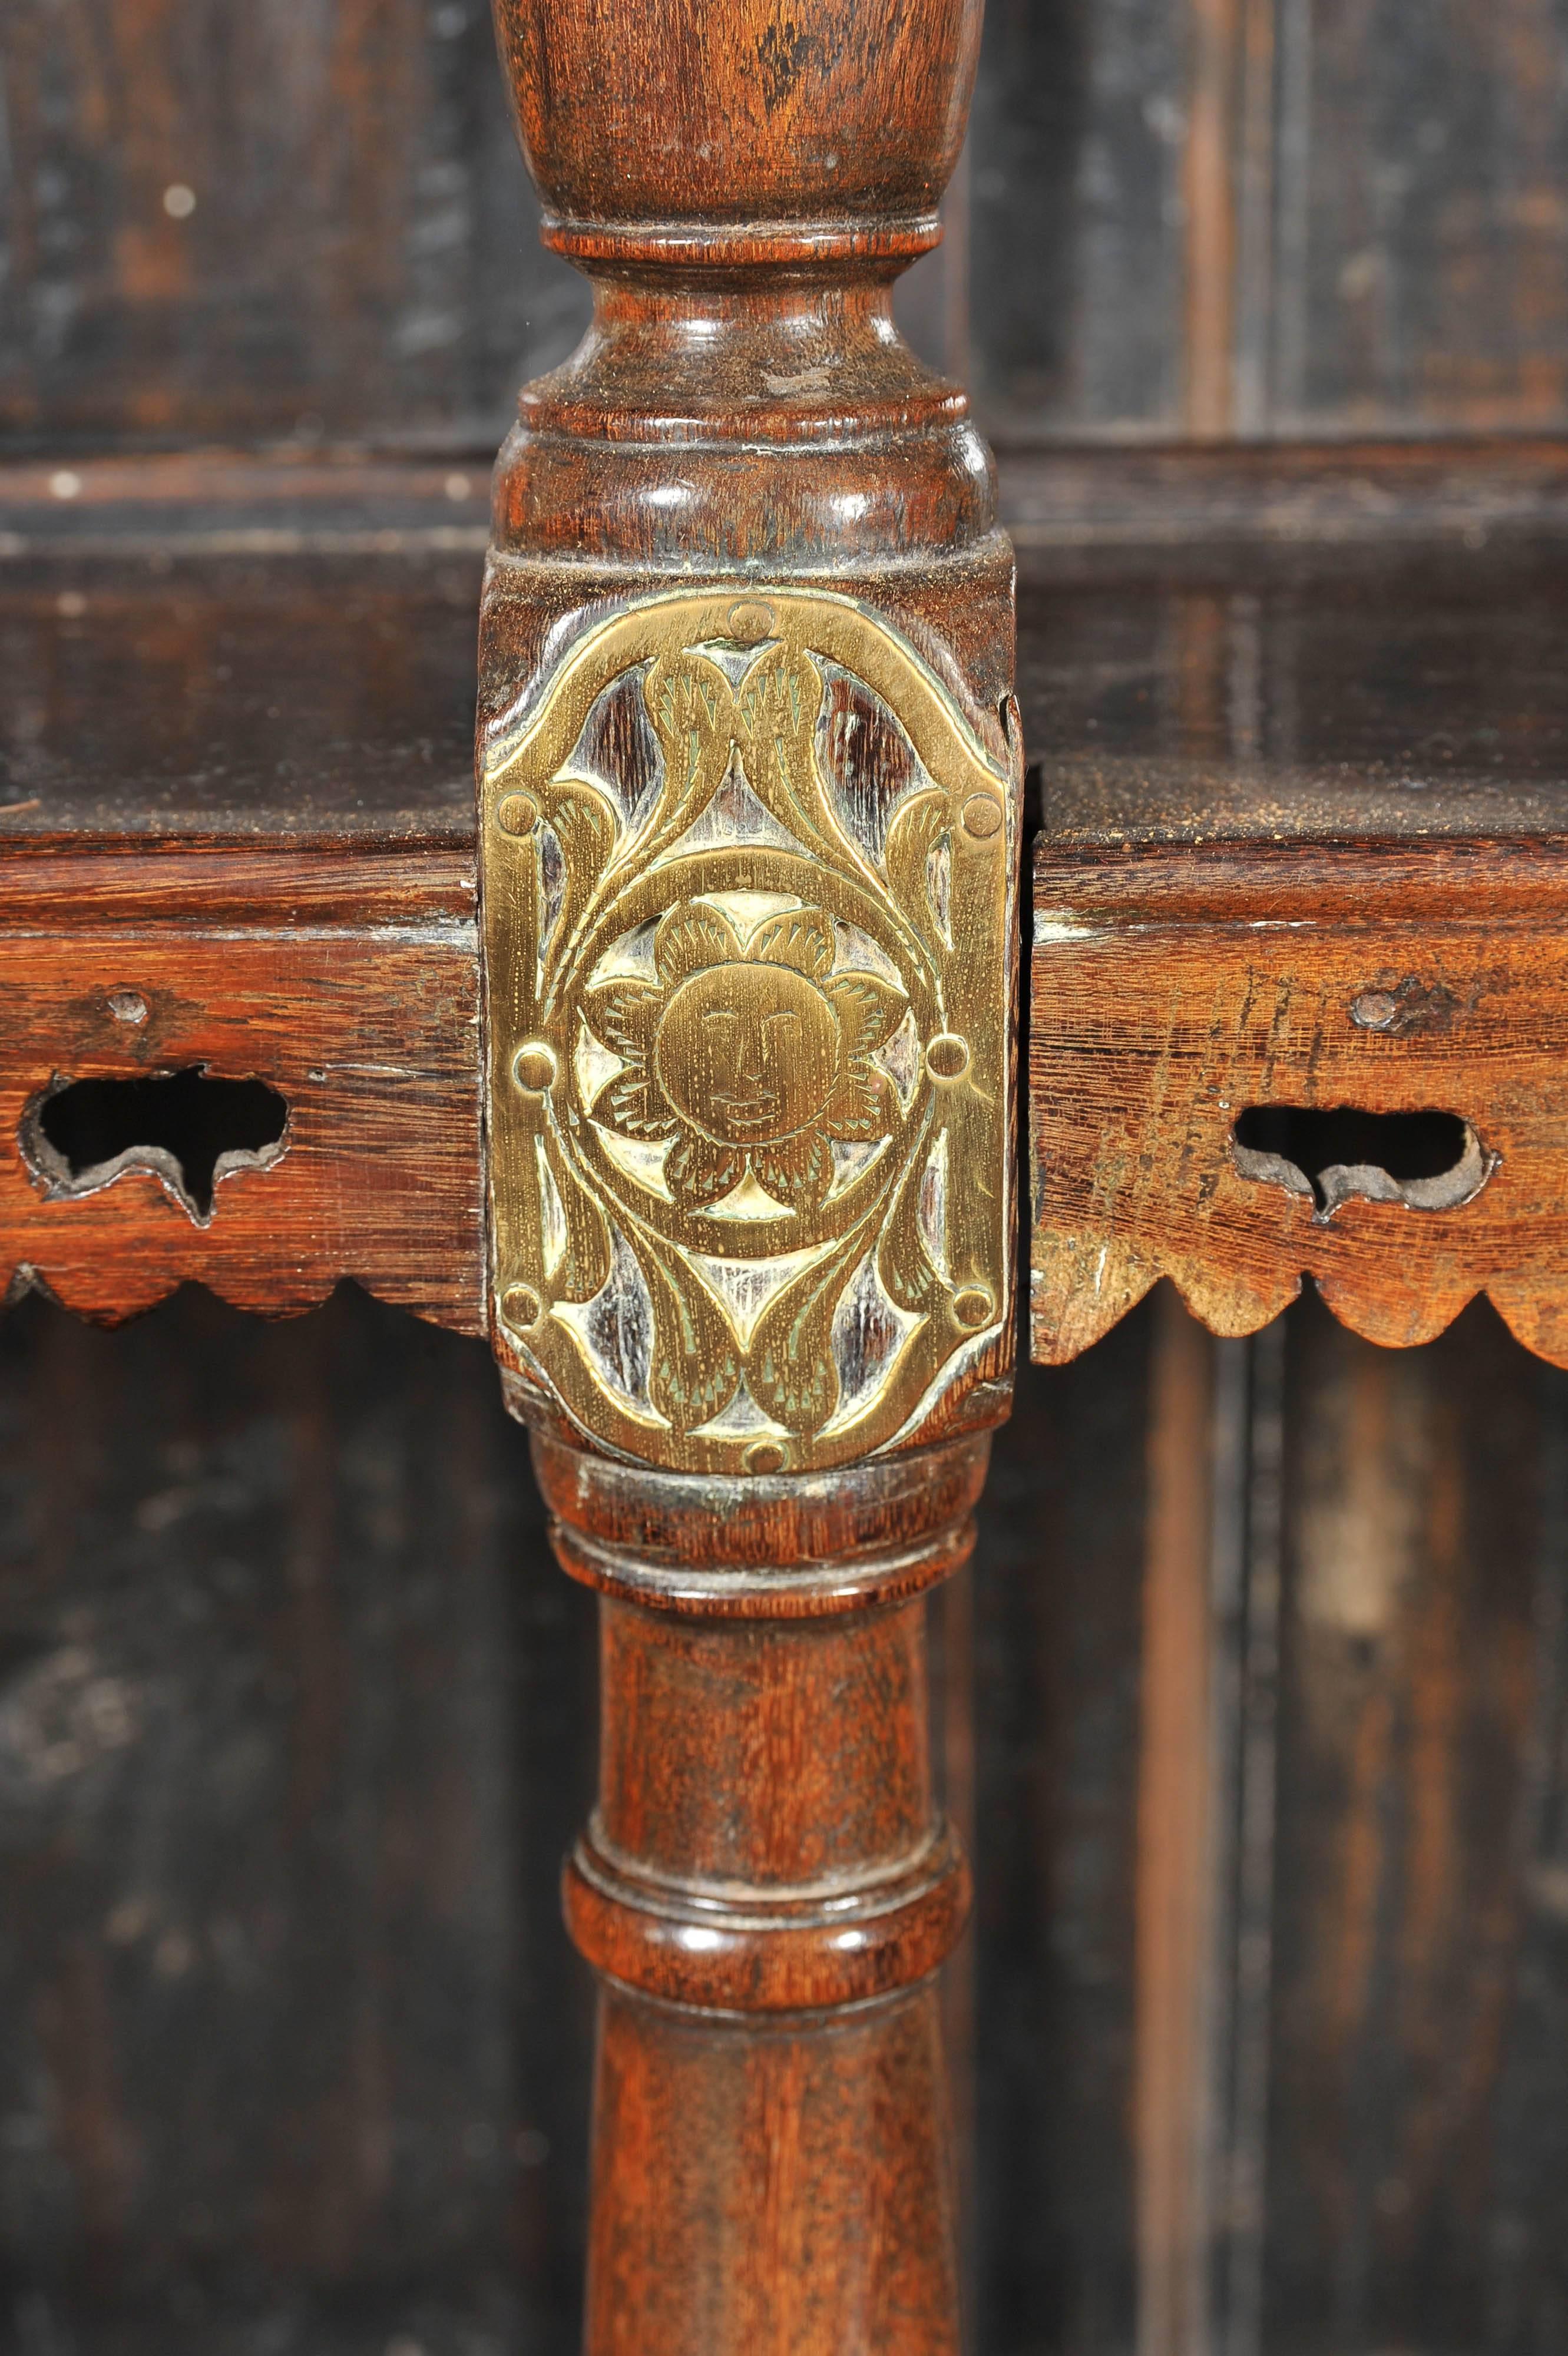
479, 587, 1015, 1473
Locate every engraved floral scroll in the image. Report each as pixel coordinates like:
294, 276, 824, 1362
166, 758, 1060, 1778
479, 587, 1016, 1474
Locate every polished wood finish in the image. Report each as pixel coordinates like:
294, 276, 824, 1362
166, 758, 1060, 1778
534, 1435, 984, 2351
477, 3, 1009, 2345
1024, 528, 1568, 1371
6, 1, 1568, 2340
1031, 839, 1568, 1365
10, 0, 1568, 448
493, 0, 977, 259
1, 845, 481, 1330
8, 483, 1568, 2344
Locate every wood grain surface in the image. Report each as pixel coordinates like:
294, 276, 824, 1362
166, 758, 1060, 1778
7, 0, 1568, 2345
494, 0, 979, 258
0, 1280, 597, 2355
472, 0, 1013, 2344
1025, 528, 1568, 1375
534, 1441, 982, 2354
0, 0, 587, 445
1031, 841, 1568, 1367
1018, 532, 1568, 847
2, 847, 482, 1333
6, 0, 1567, 451
2, 1283, 1564, 2352
1263, 1295, 1568, 2355
0, 537, 484, 843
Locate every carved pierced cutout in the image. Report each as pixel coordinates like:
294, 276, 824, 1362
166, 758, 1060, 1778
22, 1070, 289, 1225
1232, 1107, 1494, 1222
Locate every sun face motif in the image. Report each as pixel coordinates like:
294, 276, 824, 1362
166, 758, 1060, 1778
583, 901, 905, 1217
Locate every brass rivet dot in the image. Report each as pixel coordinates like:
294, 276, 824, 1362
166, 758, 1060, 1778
926, 1033, 970, 1083
500, 1283, 542, 1331
1350, 990, 1398, 1031
961, 793, 1003, 840
726, 598, 775, 644
512, 1041, 558, 1093
496, 792, 539, 836
953, 1285, 994, 1331
744, 1440, 787, 1475
107, 990, 148, 1027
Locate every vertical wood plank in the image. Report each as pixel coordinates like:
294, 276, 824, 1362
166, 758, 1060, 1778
0, 1286, 596, 2353
1214, 1321, 1285, 2356
973, 1311, 1154, 2355
967, 0, 1188, 435
1263, 1296, 1558, 2355
930, 1558, 980, 2322
1135, 1289, 1218, 2355
1286, 0, 1568, 432
1183, 0, 1241, 436
0, 0, 590, 444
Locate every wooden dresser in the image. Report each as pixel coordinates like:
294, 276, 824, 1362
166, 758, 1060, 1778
4, 3, 1568, 2351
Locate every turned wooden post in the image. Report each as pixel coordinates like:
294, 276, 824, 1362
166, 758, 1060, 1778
477, 3, 1017, 2345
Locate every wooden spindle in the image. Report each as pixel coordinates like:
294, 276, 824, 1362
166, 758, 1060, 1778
478, 4, 1017, 2345
536, 1434, 983, 2349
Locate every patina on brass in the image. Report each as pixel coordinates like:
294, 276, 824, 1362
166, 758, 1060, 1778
479, 587, 1016, 1473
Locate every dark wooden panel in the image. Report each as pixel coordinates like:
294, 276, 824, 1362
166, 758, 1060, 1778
0, 1282, 597, 2354
9, 0, 1568, 454
2, 849, 484, 1334
0, 538, 482, 843
1281, 0, 1568, 433
1265, 1295, 1568, 2354
1020, 533, 1568, 847
987, 1290, 1568, 2354
0, 1290, 1151, 2356
14, 490, 1568, 853
1030, 835, 1568, 1369
1000, 441, 1568, 552
0, 0, 589, 446
971, 1314, 1153, 2355
966, 0, 1187, 435
4, 1256, 1566, 2355
959, 0, 1568, 442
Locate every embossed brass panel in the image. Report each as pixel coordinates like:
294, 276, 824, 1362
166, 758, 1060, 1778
479, 587, 1015, 1472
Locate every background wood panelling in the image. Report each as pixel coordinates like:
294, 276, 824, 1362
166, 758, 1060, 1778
1278, 0, 1568, 434
972, 1310, 1152, 2356
0, 1284, 597, 2354
0, 0, 588, 445
8, 0, 1568, 448
9, 1285, 1564, 2352
0, 1286, 1166, 2355
8, 0, 1568, 2350
965, 0, 1189, 435
1265, 1298, 1568, 2356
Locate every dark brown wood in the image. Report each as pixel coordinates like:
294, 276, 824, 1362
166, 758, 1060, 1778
2, 845, 482, 1331
1002, 439, 1568, 557
0, 0, 586, 446
1031, 838, 1568, 1366
534, 1434, 985, 2350
10, 472, 1568, 2351
0, 1279, 597, 2353
1263, 1293, 1568, 2354
970, 0, 1568, 441
476, 4, 1013, 2347
9, 1265, 1568, 2351
1135, 1289, 1219, 2353
9, 0, 1568, 458
0, 497, 493, 1332
0, 524, 484, 842
7, 0, 1568, 2345
1023, 524, 1568, 1372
